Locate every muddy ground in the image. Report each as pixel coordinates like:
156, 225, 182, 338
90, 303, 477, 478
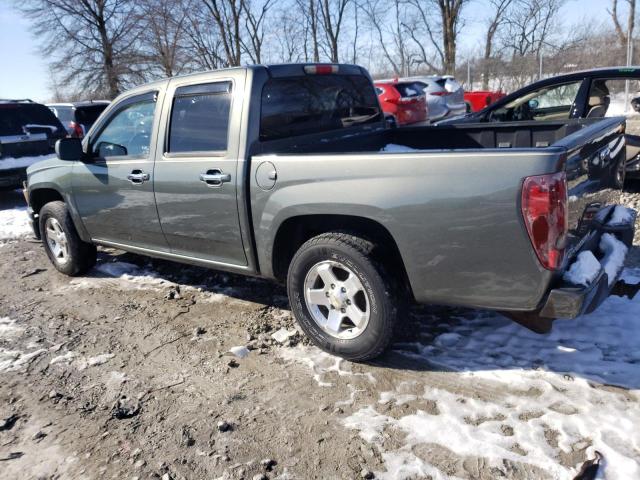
1, 187, 639, 480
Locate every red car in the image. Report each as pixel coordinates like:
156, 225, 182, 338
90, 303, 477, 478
375, 81, 428, 126
464, 90, 506, 113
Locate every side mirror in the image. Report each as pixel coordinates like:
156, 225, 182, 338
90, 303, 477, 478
528, 99, 539, 110
55, 138, 83, 161
96, 141, 127, 157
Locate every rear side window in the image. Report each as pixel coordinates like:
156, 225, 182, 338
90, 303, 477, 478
260, 75, 382, 141
168, 82, 232, 153
51, 106, 74, 124
395, 83, 422, 98
76, 105, 108, 125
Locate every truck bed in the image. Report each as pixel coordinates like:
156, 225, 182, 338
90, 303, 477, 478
249, 117, 626, 314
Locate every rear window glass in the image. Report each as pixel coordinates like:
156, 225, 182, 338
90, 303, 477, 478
395, 83, 423, 98
0, 104, 63, 136
168, 82, 232, 153
260, 75, 382, 141
76, 105, 108, 125
51, 106, 74, 124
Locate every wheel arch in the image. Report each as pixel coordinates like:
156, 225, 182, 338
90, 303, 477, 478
271, 214, 414, 301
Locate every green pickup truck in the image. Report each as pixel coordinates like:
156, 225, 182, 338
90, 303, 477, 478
24, 64, 636, 360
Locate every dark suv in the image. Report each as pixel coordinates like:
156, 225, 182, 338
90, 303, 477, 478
0, 99, 67, 189
48, 101, 110, 138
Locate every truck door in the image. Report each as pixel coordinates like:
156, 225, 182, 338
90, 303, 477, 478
153, 72, 248, 266
72, 90, 169, 250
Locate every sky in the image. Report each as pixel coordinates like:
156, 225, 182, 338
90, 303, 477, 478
0, 0, 617, 103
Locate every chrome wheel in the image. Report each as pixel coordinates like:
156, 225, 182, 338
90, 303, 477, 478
303, 260, 370, 340
45, 217, 69, 265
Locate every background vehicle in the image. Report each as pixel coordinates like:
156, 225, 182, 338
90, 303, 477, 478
1, 99, 67, 189
375, 81, 427, 126
48, 101, 110, 138
440, 67, 640, 180
403, 75, 466, 121
464, 90, 506, 112
25, 64, 635, 361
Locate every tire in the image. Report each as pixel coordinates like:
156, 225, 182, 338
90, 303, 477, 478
287, 232, 399, 361
39, 201, 97, 276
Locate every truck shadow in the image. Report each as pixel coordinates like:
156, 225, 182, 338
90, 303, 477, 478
94, 247, 640, 391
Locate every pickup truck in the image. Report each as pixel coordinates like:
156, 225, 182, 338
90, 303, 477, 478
24, 63, 637, 361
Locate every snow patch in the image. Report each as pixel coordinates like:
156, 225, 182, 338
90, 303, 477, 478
0, 348, 46, 372
0, 153, 55, 171
599, 233, 628, 285
563, 250, 601, 286
607, 205, 635, 226
0, 317, 24, 340
0, 207, 32, 241
229, 346, 250, 359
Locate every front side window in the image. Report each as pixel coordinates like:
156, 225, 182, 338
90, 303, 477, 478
92, 95, 156, 158
260, 75, 382, 141
490, 81, 581, 121
168, 82, 232, 153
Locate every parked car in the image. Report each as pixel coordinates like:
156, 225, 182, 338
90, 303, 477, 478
0, 99, 67, 189
464, 90, 506, 112
375, 81, 428, 126
440, 67, 640, 180
400, 75, 466, 121
48, 101, 110, 138
25, 63, 635, 361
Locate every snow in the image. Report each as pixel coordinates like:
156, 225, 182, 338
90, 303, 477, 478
0, 317, 24, 340
49, 351, 114, 370
0, 153, 55, 171
0, 207, 31, 241
287, 268, 640, 479
229, 346, 250, 358
380, 144, 419, 152
563, 250, 602, 286
607, 205, 635, 226
271, 327, 297, 344
599, 233, 628, 286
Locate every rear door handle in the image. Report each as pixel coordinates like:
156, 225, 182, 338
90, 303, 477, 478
127, 170, 150, 185
200, 169, 231, 187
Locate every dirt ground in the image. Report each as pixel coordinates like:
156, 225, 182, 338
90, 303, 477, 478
1, 187, 639, 480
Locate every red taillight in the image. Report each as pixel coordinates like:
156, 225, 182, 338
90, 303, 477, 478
304, 64, 338, 75
430, 91, 451, 96
521, 171, 568, 270
69, 121, 83, 138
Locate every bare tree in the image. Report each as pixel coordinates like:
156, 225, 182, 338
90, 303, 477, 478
241, 0, 275, 63
318, 0, 351, 62
139, 0, 190, 78
183, 3, 227, 70
482, 0, 514, 89
295, 0, 321, 61
609, 0, 636, 48
361, 0, 410, 75
202, 0, 244, 66
436, 0, 468, 74
20, 0, 143, 98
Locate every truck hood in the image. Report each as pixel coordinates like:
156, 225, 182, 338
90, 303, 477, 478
26, 156, 68, 176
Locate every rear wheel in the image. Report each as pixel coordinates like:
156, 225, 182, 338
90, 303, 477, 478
287, 232, 400, 361
39, 201, 96, 276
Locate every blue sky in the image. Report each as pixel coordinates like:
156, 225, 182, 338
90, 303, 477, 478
0, 0, 615, 102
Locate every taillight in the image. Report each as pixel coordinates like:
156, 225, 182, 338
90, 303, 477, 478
430, 91, 451, 96
69, 121, 83, 138
521, 172, 568, 270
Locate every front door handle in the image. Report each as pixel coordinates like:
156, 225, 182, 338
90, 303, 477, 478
200, 169, 231, 187
127, 170, 150, 185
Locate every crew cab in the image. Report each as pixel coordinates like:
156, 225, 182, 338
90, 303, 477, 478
25, 64, 637, 361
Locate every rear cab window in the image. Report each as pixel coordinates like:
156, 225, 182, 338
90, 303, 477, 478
260, 75, 382, 141
0, 103, 65, 136
167, 82, 232, 153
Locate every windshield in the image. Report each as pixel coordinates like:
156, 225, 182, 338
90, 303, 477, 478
260, 75, 382, 141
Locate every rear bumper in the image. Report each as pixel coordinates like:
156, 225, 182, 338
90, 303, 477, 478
506, 206, 637, 332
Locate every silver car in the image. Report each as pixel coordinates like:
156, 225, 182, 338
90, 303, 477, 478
403, 75, 466, 121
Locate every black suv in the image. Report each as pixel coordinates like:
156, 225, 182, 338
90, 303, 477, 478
0, 99, 67, 189
48, 101, 109, 138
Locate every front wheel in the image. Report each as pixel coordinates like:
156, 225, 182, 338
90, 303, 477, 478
39, 201, 97, 276
287, 232, 399, 361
